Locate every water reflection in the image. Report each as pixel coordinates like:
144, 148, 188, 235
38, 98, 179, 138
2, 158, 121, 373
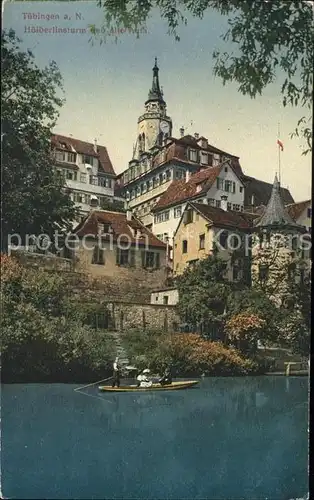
1, 377, 308, 500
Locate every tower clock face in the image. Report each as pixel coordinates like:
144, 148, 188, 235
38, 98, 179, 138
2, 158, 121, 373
160, 121, 170, 134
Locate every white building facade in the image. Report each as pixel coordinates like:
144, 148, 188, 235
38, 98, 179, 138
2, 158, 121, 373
51, 134, 116, 218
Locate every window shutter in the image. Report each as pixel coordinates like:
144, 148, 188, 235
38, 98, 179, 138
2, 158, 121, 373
155, 252, 160, 269
116, 247, 120, 265
130, 249, 135, 267
232, 182, 236, 193
141, 251, 146, 268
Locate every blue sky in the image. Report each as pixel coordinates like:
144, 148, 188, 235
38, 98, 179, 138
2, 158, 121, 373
3, 0, 312, 201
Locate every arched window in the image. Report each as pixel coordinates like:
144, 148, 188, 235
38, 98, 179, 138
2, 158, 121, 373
142, 133, 145, 151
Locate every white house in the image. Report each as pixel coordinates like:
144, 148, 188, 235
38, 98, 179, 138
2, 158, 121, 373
51, 134, 117, 219
151, 160, 245, 255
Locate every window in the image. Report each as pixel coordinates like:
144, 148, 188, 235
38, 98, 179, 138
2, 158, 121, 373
141, 251, 160, 268
83, 155, 93, 165
65, 170, 77, 181
92, 245, 104, 265
189, 149, 198, 162
258, 264, 269, 281
159, 173, 163, 184
163, 296, 169, 305
200, 152, 208, 165
199, 234, 205, 249
307, 208, 312, 218
163, 210, 170, 221
183, 209, 193, 224
67, 152, 76, 163
219, 231, 228, 249
116, 248, 130, 266
227, 202, 232, 211
174, 206, 182, 218
80, 173, 87, 183
216, 178, 224, 190
224, 180, 233, 192
130, 190, 135, 200
208, 198, 215, 206
90, 176, 98, 185
240, 186, 243, 193
233, 204, 240, 211
166, 169, 171, 181
182, 240, 188, 253
215, 200, 221, 208
55, 151, 66, 162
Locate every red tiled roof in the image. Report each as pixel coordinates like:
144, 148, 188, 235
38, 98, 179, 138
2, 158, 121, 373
286, 200, 311, 221
152, 165, 222, 210
74, 210, 166, 248
190, 202, 256, 229
51, 134, 116, 175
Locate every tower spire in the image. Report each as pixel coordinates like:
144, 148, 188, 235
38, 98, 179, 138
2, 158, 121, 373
146, 57, 165, 104
255, 174, 297, 228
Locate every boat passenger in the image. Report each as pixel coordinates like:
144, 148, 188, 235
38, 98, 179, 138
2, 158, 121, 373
159, 367, 172, 386
111, 356, 120, 388
136, 370, 144, 387
139, 368, 152, 388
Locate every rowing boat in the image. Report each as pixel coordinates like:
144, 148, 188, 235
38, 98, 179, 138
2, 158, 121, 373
98, 380, 199, 392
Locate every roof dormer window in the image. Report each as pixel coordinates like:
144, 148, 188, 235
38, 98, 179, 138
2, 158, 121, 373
189, 149, 198, 162
200, 151, 208, 165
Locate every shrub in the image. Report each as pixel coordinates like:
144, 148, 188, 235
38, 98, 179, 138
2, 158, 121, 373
122, 330, 258, 376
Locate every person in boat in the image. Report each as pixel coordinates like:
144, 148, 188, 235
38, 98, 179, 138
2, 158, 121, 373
111, 356, 121, 388
138, 368, 152, 388
136, 370, 144, 387
158, 366, 172, 386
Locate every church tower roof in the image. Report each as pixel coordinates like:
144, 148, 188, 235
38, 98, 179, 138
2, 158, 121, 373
145, 57, 165, 105
254, 174, 299, 229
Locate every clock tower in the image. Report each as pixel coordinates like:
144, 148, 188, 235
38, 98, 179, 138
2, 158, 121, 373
135, 58, 172, 159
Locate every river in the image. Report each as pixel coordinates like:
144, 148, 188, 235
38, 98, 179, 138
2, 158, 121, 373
1, 376, 308, 499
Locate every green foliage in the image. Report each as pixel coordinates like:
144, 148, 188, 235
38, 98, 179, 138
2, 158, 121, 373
0, 255, 114, 382
1, 30, 78, 249
100, 197, 126, 212
94, 0, 313, 153
122, 329, 259, 376
177, 251, 231, 329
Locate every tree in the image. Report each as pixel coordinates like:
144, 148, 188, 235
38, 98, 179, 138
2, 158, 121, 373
1, 30, 78, 251
225, 312, 266, 353
93, 0, 313, 153
176, 250, 232, 334
0, 254, 115, 382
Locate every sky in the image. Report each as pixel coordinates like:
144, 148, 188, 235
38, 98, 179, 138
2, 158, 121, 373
3, 0, 312, 202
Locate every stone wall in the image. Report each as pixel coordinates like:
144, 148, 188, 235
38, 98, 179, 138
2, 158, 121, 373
107, 301, 179, 332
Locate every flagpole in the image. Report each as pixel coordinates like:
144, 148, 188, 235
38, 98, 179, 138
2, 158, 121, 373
277, 123, 281, 185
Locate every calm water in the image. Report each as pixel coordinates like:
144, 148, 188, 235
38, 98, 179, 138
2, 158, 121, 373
1, 377, 309, 500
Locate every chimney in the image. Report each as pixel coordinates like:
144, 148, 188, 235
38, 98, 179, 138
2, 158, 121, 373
194, 132, 199, 140
126, 210, 132, 221
221, 195, 228, 211
93, 138, 97, 154
179, 126, 185, 138
185, 170, 191, 183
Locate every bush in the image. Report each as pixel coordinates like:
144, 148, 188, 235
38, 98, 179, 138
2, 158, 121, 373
0, 255, 115, 382
122, 330, 258, 376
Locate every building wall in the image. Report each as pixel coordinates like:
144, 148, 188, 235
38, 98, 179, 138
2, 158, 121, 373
173, 212, 214, 274
75, 238, 168, 287
152, 163, 245, 252
173, 211, 247, 279
150, 288, 179, 305
295, 204, 311, 232
107, 302, 179, 332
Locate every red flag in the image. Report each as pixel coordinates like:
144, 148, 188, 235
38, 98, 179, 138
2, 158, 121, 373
277, 139, 284, 151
